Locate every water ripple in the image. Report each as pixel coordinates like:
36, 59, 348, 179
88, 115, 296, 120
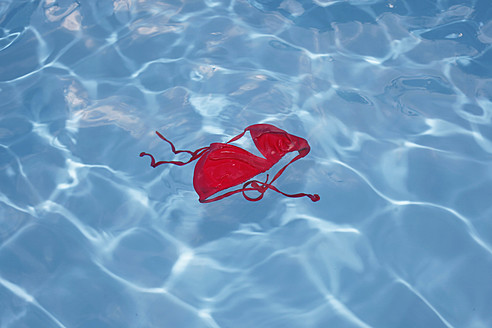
1, 0, 491, 327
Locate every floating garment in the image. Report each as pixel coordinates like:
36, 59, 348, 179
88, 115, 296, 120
140, 124, 320, 203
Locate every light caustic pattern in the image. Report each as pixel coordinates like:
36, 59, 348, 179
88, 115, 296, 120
1, 0, 492, 327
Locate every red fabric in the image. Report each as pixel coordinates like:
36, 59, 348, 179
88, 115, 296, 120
140, 124, 319, 203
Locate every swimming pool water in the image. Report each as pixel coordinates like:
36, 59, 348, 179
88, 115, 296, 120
1, 0, 492, 327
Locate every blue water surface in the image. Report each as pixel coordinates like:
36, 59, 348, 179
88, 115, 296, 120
1, 0, 492, 327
